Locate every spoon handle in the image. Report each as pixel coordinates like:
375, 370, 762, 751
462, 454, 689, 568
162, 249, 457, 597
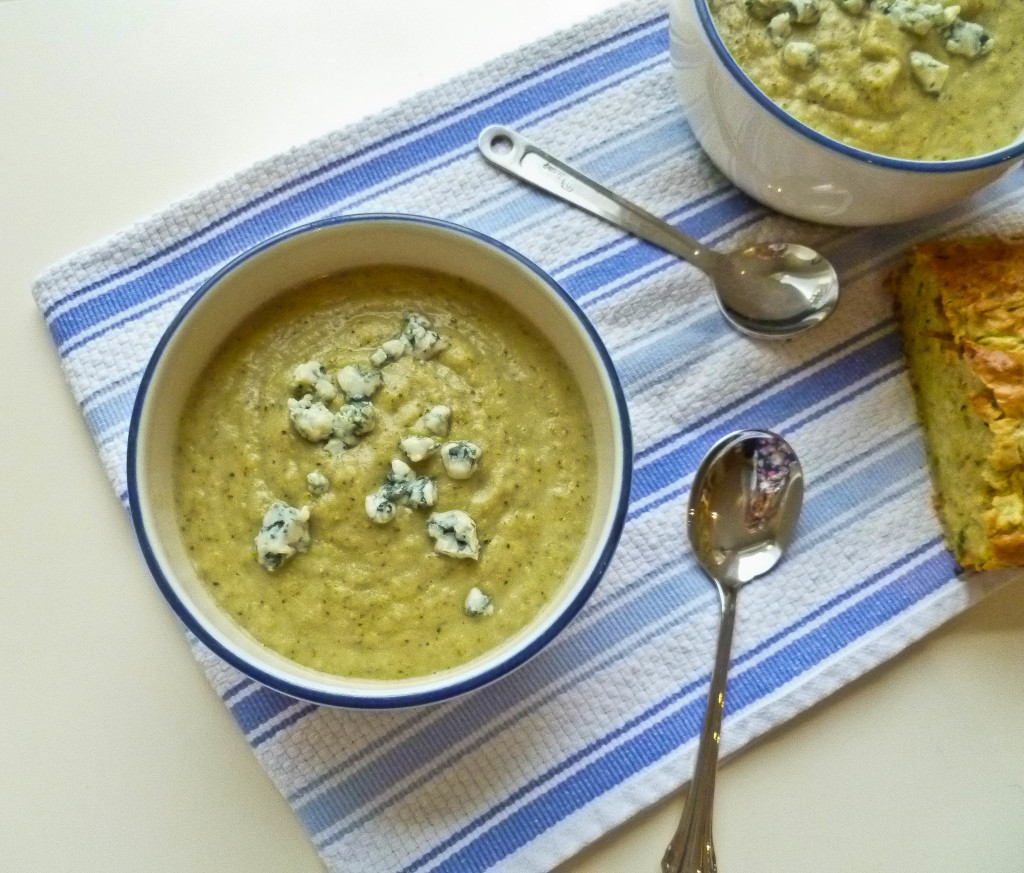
477, 125, 717, 273
662, 585, 737, 873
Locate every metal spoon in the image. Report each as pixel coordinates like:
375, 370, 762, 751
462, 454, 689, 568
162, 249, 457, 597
477, 125, 839, 338
662, 430, 804, 873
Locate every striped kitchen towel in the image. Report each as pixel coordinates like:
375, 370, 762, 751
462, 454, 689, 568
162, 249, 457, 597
32, 0, 1024, 870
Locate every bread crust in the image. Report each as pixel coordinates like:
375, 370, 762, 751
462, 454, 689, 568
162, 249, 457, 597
888, 236, 1024, 570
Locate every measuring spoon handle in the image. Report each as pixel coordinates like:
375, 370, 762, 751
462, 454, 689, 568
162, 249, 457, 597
477, 125, 717, 272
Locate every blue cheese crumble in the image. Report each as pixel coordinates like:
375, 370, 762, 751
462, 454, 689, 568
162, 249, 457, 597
337, 364, 384, 400
427, 510, 480, 560
381, 459, 437, 509
464, 587, 494, 616
365, 459, 438, 523
332, 401, 376, 448
909, 50, 950, 94
767, 12, 792, 46
440, 441, 482, 480
406, 476, 439, 509
369, 337, 411, 368
943, 19, 993, 59
288, 395, 336, 442
306, 470, 330, 495
878, 1, 955, 36
255, 502, 311, 571
291, 360, 337, 402
365, 491, 397, 525
402, 314, 448, 360
419, 405, 452, 436
381, 458, 415, 500
400, 435, 439, 463
781, 40, 819, 70
785, 0, 822, 25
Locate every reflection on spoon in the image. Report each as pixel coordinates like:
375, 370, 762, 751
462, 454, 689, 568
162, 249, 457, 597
477, 125, 839, 339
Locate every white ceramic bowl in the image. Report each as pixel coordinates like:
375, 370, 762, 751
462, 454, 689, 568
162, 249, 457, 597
128, 214, 632, 708
668, 0, 1024, 226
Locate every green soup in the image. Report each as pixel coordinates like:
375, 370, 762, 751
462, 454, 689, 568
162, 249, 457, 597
709, 0, 1024, 160
174, 266, 596, 680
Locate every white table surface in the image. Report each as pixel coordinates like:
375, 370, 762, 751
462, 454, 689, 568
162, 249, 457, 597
2, 1, 1023, 870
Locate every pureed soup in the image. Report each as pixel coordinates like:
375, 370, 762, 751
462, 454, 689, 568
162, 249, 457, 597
174, 266, 596, 680
708, 0, 1024, 160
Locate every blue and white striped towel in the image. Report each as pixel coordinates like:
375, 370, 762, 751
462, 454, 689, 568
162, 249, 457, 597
32, 1, 1024, 870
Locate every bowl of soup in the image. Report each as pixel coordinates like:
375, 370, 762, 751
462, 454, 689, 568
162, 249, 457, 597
127, 214, 632, 708
669, 0, 1024, 225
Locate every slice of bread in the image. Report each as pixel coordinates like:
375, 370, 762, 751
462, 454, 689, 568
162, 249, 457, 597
887, 236, 1024, 570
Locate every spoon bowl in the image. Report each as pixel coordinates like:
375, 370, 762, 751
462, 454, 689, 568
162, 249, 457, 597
712, 242, 839, 337
478, 125, 839, 339
663, 430, 803, 873
688, 429, 804, 589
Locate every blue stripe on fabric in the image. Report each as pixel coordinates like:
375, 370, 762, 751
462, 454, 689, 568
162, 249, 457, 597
400, 542, 953, 873
310, 580, 718, 846
574, 117, 695, 181
794, 432, 923, 542
616, 309, 727, 391
232, 680, 300, 734
285, 556, 703, 804
462, 110, 695, 239
56, 50, 664, 362
43, 13, 668, 322
55, 59, 673, 362
557, 188, 754, 300
60, 281, 204, 358
250, 703, 318, 747
701, 203, 769, 249
556, 182, 726, 276
233, 324, 902, 743
334, 53, 671, 217
635, 362, 907, 521
630, 329, 901, 506
222, 678, 253, 703
84, 382, 138, 437
784, 364, 904, 435
577, 203, 768, 310
79, 366, 144, 410
294, 422, 926, 836
797, 469, 926, 561
98, 425, 129, 455
48, 23, 671, 351
632, 318, 889, 463
552, 185, 753, 292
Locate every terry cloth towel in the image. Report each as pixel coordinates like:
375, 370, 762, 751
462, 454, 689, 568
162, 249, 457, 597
32, 0, 1024, 870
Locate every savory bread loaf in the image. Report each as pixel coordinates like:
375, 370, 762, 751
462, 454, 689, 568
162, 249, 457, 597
888, 237, 1024, 570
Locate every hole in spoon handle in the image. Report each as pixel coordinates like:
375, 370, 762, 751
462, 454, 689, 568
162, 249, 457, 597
478, 125, 636, 223
478, 125, 521, 165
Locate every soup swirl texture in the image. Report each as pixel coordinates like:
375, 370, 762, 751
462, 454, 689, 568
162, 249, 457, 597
175, 267, 596, 679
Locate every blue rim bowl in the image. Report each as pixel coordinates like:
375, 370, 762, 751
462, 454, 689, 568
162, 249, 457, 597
694, 0, 1024, 174
127, 214, 633, 709
668, 0, 1024, 224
